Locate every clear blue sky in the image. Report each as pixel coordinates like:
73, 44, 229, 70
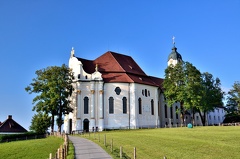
0, 1, 239, 130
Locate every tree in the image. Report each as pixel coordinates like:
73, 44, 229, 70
29, 112, 51, 134
197, 72, 224, 125
183, 62, 202, 125
163, 61, 202, 125
26, 64, 74, 132
163, 62, 185, 124
226, 81, 240, 116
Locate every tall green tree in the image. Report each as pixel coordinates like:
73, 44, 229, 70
29, 112, 51, 134
26, 64, 74, 132
163, 61, 202, 124
183, 62, 202, 124
197, 72, 224, 125
164, 62, 185, 123
226, 81, 240, 115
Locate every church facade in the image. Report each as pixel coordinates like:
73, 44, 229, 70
63, 46, 185, 133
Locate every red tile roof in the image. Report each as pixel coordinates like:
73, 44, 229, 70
77, 51, 164, 88
0, 115, 27, 133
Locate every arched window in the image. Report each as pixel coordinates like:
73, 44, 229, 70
170, 106, 173, 119
138, 98, 142, 114
164, 104, 167, 118
122, 97, 127, 114
84, 97, 89, 114
175, 106, 178, 119
145, 89, 147, 97
109, 97, 114, 114
151, 99, 154, 115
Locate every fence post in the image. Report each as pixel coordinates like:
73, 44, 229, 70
60, 145, 63, 159
57, 148, 60, 159
134, 147, 136, 159
62, 146, 65, 159
49, 153, 52, 159
65, 135, 67, 143
64, 143, 67, 156
104, 134, 106, 147
111, 139, 113, 153
120, 146, 122, 158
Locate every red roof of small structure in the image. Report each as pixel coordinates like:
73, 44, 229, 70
0, 115, 27, 133
76, 51, 164, 88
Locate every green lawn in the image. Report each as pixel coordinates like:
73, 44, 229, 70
0, 136, 64, 159
80, 126, 240, 159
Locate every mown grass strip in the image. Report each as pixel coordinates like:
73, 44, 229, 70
79, 126, 240, 159
67, 140, 75, 159
0, 136, 63, 159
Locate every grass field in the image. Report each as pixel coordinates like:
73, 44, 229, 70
80, 126, 240, 159
0, 136, 64, 159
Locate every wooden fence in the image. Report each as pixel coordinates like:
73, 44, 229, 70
78, 132, 168, 159
49, 133, 69, 159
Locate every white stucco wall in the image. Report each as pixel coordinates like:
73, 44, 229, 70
207, 107, 225, 125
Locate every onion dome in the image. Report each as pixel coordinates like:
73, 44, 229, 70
168, 46, 182, 62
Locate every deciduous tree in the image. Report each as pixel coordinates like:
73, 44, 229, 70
163, 61, 202, 125
197, 72, 224, 125
26, 64, 74, 132
29, 112, 51, 134
226, 81, 240, 117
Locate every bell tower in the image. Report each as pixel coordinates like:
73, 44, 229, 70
167, 37, 183, 66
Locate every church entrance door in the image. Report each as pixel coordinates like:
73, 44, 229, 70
83, 119, 89, 132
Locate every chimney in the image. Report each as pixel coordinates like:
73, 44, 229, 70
8, 115, 12, 119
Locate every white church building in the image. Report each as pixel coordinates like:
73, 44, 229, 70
63, 45, 224, 133
63, 45, 183, 133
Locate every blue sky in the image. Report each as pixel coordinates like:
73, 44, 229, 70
0, 1, 239, 130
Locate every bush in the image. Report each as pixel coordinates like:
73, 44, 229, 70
223, 115, 240, 123
0, 132, 46, 142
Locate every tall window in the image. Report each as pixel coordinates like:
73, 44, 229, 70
170, 106, 173, 119
151, 99, 154, 115
84, 97, 89, 114
109, 97, 114, 114
122, 97, 127, 114
138, 98, 142, 114
175, 106, 178, 119
164, 104, 168, 118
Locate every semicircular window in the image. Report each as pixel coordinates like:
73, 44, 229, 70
115, 87, 121, 95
